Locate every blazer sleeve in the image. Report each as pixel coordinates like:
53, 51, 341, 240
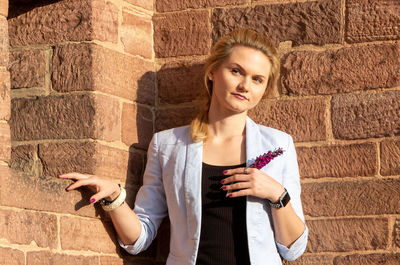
119, 133, 168, 254
275, 134, 309, 261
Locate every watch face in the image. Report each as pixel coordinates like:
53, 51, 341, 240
281, 192, 291, 207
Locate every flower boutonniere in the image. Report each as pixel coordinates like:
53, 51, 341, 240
249, 148, 284, 170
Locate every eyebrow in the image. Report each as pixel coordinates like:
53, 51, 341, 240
228, 63, 267, 79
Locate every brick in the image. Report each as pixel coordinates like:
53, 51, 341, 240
153, 10, 210, 57
157, 59, 206, 105
0, 247, 24, 265
10, 49, 46, 89
212, 0, 341, 47
8, 0, 118, 46
38, 141, 145, 186
282, 43, 400, 96
155, 105, 201, 132
297, 143, 377, 179
125, 0, 153, 10
122, 103, 153, 150
60, 216, 116, 253
10, 144, 36, 175
307, 218, 388, 252
0, 17, 8, 66
0, 159, 96, 217
0, 1, 8, 17
346, 0, 400, 43
0, 123, 10, 162
249, 97, 327, 142
302, 179, 400, 217
100, 256, 154, 265
52, 43, 155, 105
282, 254, 333, 265
395, 218, 400, 248
0, 69, 11, 121
0, 209, 57, 248
10, 94, 120, 142
332, 91, 400, 140
334, 253, 400, 265
381, 139, 400, 176
27, 251, 98, 265
121, 11, 152, 59
156, 0, 248, 12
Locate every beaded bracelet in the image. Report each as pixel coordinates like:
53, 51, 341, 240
100, 184, 126, 212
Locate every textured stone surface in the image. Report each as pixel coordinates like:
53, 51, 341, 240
307, 218, 388, 252
52, 43, 155, 104
38, 142, 144, 186
8, 0, 118, 46
282, 44, 400, 95
0, 17, 8, 66
282, 255, 333, 265
125, 0, 153, 10
121, 11, 152, 59
156, 0, 248, 12
334, 253, 400, 265
155, 105, 201, 132
0, 209, 57, 248
121, 103, 153, 150
153, 10, 210, 57
60, 216, 116, 253
249, 97, 327, 142
10, 144, 36, 175
0, 1, 8, 17
395, 218, 400, 248
10, 49, 46, 89
26, 251, 98, 265
100, 256, 155, 265
332, 91, 400, 140
10, 94, 120, 142
297, 143, 377, 179
212, 0, 341, 47
0, 123, 10, 162
157, 59, 206, 105
302, 179, 400, 217
380, 139, 400, 176
346, 0, 400, 43
0, 247, 24, 265
0, 69, 10, 120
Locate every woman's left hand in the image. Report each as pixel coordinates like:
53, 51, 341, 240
221, 167, 285, 202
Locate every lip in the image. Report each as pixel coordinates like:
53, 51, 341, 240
231, 93, 248, 101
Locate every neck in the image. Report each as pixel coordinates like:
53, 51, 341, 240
207, 107, 247, 140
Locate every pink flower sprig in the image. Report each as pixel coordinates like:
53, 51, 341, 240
249, 148, 284, 170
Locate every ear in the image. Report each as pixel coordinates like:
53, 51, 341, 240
207, 72, 213, 81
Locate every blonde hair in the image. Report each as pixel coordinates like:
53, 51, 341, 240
190, 28, 280, 142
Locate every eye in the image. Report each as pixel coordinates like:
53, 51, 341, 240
231, 68, 240, 75
253, 77, 263, 83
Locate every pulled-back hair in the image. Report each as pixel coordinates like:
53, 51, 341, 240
190, 28, 280, 142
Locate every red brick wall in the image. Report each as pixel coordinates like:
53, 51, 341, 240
1, 0, 400, 264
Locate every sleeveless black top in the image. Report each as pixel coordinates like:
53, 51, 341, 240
196, 162, 251, 265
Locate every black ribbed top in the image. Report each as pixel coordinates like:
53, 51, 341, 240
196, 162, 251, 265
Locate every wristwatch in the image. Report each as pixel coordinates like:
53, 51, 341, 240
268, 188, 290, 208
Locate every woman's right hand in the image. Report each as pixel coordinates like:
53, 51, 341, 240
58, 173, 121, 204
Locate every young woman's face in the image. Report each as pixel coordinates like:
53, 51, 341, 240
209, 45, 272, 115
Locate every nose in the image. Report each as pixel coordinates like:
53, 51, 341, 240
238, 77, 250, 92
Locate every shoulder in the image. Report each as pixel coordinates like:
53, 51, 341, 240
153, 125, 191, 145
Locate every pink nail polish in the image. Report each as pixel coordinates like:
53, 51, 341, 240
221, 186, 227, 190
90, 198, 95, 203
228, 193, 233, 197
220, 180, 225, 184
222, 170, 228, 174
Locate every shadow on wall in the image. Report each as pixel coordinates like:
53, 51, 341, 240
8, 0, 61, 19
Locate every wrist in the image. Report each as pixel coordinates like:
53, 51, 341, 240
269, 185, 286, 203
105, 184, 121, 201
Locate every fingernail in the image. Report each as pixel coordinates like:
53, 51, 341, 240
220, 180, 225, 184
90, 198, 95, 203
221, 186, 227, 190
228, 193, 233, 197
222, 170, 228, 174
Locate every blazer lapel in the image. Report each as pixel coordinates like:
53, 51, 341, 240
246, 116, 264, 167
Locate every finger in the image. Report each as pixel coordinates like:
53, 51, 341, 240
58, 172, 92, 180
221, 174, 251, 184
222, 181, 252, 191
90, 190, 110, 204
223, 167, 256, 176
66, 177, 97, 191
227, 188, 252, 198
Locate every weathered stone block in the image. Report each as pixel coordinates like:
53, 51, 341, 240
0, 209, 57, 248
125, 0, 153, 10
157, 59, 206, 105
282, 44, 400, 95
156, 0, 248, 12
0, 69, 10, 120
282, 254, 333, 265
153, 10, 210, 57
297, 143, 377, 179
307, 218, 388, 252
0, 1, 8, 17
10, 49, 46, 89
302, 179, 400, 217
380, 139, 400, 176
332, 91, 400, 140
10, 144, 36, 175
52, 43, 155, 105
27, 251, 98, 265
394, 218, 400, 248
121, 11, 152, 59
249, 97, 327, 142
346, 0, 400, 43
0, 247, 24, 265
0, 123, 10, 162
0, 17, 8, 66
156, 105, 201, 132
212, 0, 341, 47
334, 253, 400, 265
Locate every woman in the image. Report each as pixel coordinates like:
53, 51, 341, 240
60, 28, 308, 265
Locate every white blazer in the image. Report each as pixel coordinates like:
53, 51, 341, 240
120, 117, 308, 265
